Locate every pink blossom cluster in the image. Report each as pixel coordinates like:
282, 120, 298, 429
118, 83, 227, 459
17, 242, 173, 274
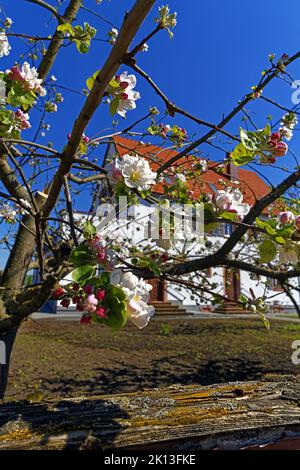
267, 132, 288, 163
14, 109, 31, 130
88, 234, 116, 271
54, 283, 107, 324
7, 62, 46, 96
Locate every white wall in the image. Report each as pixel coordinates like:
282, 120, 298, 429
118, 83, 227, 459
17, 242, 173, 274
71, 201, 299, 309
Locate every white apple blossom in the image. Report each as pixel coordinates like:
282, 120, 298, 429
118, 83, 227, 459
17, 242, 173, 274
110, 269, 155, 329
176, 173, 186, 183
214, 190, 233, 211
214, 188, 250, 217
279, 112, 298, 141
0, 203, 16, 223
106, 158, 123, 184
0, 32, 11, 57
230, 188, 250, 217
45, 101, 57, 113
199, 159, 207, 172
119, 154, 157, 191
5, 18, 13, 29
115, 71, 140, 117
126, 297, 155, 329
108, 27, 118, 45
18, 62, 46, 96
14, 109, 31, 130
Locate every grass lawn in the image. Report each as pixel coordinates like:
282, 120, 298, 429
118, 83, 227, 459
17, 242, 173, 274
5, 317, 300, 401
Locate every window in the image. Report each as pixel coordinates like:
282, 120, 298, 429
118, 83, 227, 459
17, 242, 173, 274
211, 223, 225, 237
224, 223, 233, 236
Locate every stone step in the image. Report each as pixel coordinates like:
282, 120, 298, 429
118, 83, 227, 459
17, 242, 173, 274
150, 301, 189, 315
213, 302, 251, 314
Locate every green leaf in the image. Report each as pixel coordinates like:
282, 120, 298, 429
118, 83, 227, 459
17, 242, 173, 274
263, 123, 271, 136
255, 218, 266, 230
220, 211, 239, 221
231, 142, 254, 166
76, 38, 91, 54
103, 284, 128, 330
258, 239, 277, 263
71, 264, 95, 283
109, 97, 120, 116
57, 23, 74, 35
86, 71, 99, 91
83, 221, 97, 238
70, 245, 95, 267
264, 224, 277, 236
109, 77, 121, 88
240, 127, 264, 151
275, 236, 286, 245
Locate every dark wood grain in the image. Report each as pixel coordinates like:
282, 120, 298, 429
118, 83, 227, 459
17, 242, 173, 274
1, 376, 300, 450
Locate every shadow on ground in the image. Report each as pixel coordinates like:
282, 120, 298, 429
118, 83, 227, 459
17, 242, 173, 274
40, 357, 266, 396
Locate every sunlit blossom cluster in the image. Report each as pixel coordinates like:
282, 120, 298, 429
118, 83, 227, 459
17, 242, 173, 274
214, 188, 250, 218
0, 31, 11, 58
279, 112, 298, 141
54, 283, 107, 322
107, 71, 140, 117
107, 153, 157, 191
6, 61, 46, 96
110, 269, 155, 329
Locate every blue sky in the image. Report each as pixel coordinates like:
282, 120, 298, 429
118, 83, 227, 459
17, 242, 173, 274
1, 0, 300, 266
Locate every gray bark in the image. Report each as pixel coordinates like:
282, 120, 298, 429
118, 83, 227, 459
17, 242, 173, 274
0, 326, 18, 399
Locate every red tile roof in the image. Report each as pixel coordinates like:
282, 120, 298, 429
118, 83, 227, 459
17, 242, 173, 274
111, 135, 273, 210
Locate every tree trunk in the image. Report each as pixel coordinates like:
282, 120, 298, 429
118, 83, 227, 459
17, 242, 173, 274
0, 326, 19, 399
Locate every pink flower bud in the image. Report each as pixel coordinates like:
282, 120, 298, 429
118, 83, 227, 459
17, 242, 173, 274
120, 92, 128, 100
82, 134, 89, 144
83, 284, 93, 294
95, 307, 106, 318
279, 211, 295, 225
53, 287, 65, 299
95, 289, 106, 301
9, 66, 24, 82
96, 252, 106, 262
119, 81, 129, 89
295, 215, 300, 232
269, 139, 288, 157
72, 295, 81, 304
273, 141, 288, 157
61, 298, 70, 308
80, 315, 91, 324
82, 294, 98, 313
270, 132, 281, 141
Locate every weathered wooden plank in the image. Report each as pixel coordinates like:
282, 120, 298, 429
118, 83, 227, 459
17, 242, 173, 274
0, 376, 300, 450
